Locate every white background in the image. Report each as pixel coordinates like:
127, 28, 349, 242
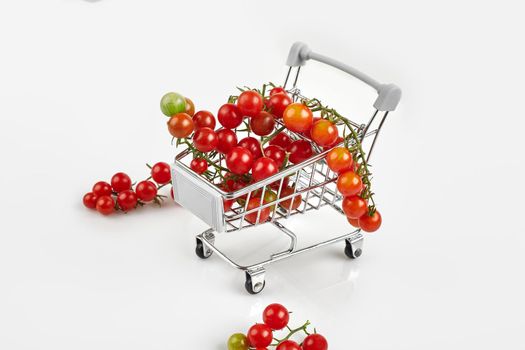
1, 0, 524, 349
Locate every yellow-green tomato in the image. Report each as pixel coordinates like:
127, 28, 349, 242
227, 333, 249, 350
160, 92, 186, 117
263, 189, 277, 210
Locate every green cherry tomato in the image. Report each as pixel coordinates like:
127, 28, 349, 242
263, 189, 278, 210
227, 333, 249, 350
160, 92, 186, 117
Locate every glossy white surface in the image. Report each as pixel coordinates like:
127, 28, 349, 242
1, 0, 524, 349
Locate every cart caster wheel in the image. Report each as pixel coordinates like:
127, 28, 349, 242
245, 271, 265, 294
345, 240, 362, 259
195, 238, 212, 259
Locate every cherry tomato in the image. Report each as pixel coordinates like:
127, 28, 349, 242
193, 127, 218, 152
283, 103, 313, 132
278, 187, 302, 211
170, 187, 174, 200
151, 162, 171, 185
110, 172, 131, 193
83, 192, 98, 209
269, 176, 289, 191
270, 87, 287, 96
342, 195, 368, 219
247, 324, 273, 348
302, 334, 328, 350
168, 113, 194, 138
92, 181, 112, 197
337, 171, 363, 196
160, 92, 186, 117
96, 195, 115, 215
245, 197, 271, 224
250, 111, 276, 136
359, 210, 382, 232
276, 340, 301, 350
347, 216, 360, 228
237, 90, 263, 117
252, 157, 278, 182
117, 190, 138, 212
238, 137, 263, 159
227, 333, 249, 350
264, 145, 286, 168
184, 97, 195, 116
323, 136, 344, 151
192, 110, 216, 129
287, 140, 313, 164
267, 93, 292, 118
326, 147, 353, 173
190, 157, 208, 174
226, 146, 254, 175
216, 128, 238, 154
218, 103, 243, 129
223, 198, 234, 212
262, 303, 289, 330
269, 132, 292, 149
135, 180, 157, 202
261, 189, 278, 210
311, 119, 338, 147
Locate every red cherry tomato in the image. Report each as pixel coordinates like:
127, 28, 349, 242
167, 112, 194, 138
238, 136, 263, 159
192, 110, 216, 129
117, 190, 138, 212
184, 97, 195, 116
252, 157, 279, 182
226, 146, 254, 175
247, 324, 273, 348
359, 210, 382, 232
150, 162, 171, 185
244, 198, 271, 224
323, 136, 344, 151
283, 103, 313, 132
92, 181, 112, 197
311, 119, 338, 147
302, 334, 328, 350
347, 216, 360, 228
250, 111, 276, 136
264, 145, 286, 168
276, 340, 301, 350
83, 192, 98, 209
110, 172, 132, 193
95, 195, 115, 215
278, 187, 302, 211
287, 140, 313, 164
269, 132, 292, 149
193, 127, 218, 152
216, 128, 238, 154
342, 195, 368, 219
326, 147, 353, 174
267, 93, 292, 118
223, 198, 234, 212
262, 303, 289, 330
269, 176, 289, 191
337, 171, 363, 196
190, 157, 208, 174
270, 87, 287, 96
135, 180, 158, 202
237, 90, 263, 117
218, 103, 243, 129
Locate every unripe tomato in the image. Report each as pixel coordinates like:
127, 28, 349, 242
287, 140, 313, 164
311, 119, 338, 146
252, 157, 279, 182
167, 113, 194, 138
227, 333, 249, 350
342, 195, 368, 218
216, 128, 238, 154
326, 147, 353, 173
193, 127, 218, 152
267, 93, 292, 118
262, 303, 289, 330
278, 187, 302, 211
247, 324, 273, 348
190, 157, 208, 174
218, 103, 243, 129
264, 145, 286, 168
269, 132, 292, 149
226, 146, 254, 175
237, 90, 263, 117
302, 334, 328, 350
117, 190, 138, 212
244, 198, 271, 224
184, 97, 195, 116
250, 111, 276, 136
83, 192, 98, 209
283, 103, 313, 132
96, 195, 115, 215
192, 110, 216, 129
238, 137, 263, 159
135, 180, 157, 202
336, 171, 363, 196
160, 92, 186, 116
359, 210, 382, 232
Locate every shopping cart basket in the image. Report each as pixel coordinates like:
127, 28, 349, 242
171, 42, 401, 294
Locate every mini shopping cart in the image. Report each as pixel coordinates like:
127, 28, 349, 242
171, 42, 401, 294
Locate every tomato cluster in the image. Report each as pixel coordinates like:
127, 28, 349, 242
227, 303, 328, 350
82, 162, 172, 216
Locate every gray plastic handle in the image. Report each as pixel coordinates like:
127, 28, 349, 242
286, 42, 401, 112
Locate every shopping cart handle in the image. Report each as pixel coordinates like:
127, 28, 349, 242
286, 42, 401, 112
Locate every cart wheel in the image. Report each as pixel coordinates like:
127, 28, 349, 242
195, 238, 212, 259
245, 272, 265, 294
345, 240, 362, 259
